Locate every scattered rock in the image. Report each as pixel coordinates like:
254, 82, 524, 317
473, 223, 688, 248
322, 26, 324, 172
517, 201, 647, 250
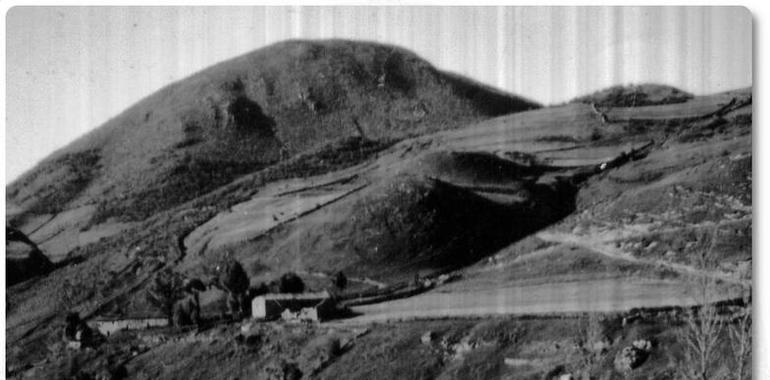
352, 327, 370, 338
261, 360, 302, 380
451, 339, 475, 360
436, 273, 461, 285
298, 334, 341, 376
240, 322, 255, 334
542, 365, 571, 380
737, 260, 752, 279
632, 339, 652, 352
590, 337, 612, 354
614, 346, 643, 371
421, 331, 436, 345
614, 339, 653, 372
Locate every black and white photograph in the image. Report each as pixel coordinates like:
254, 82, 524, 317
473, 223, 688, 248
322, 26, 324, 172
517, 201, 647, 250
4, 5, 758, 379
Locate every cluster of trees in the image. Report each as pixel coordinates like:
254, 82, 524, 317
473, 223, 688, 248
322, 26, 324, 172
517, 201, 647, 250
675, 296, 751, 380
666, 226, 751, 380
145, 256, 350, 325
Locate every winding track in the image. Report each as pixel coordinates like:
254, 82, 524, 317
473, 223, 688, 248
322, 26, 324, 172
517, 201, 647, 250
535, 218, 752, 287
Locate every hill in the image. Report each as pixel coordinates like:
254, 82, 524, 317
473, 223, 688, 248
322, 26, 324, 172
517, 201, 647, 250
7, 86, 752, 379
571, 83, 693, 107
7, 39, 539, 229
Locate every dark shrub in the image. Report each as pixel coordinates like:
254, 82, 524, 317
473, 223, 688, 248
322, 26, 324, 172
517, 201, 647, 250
279, 272, 305, 294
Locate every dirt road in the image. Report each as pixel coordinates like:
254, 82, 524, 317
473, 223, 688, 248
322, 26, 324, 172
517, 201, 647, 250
346, 278, 744, 324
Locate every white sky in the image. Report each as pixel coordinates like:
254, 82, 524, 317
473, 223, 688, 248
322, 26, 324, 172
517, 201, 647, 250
5, 6, 753, 183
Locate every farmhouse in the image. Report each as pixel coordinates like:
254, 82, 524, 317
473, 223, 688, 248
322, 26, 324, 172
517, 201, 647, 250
251, 291, 336, 322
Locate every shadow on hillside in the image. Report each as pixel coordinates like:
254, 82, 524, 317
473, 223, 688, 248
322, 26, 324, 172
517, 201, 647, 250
350, 175, 578, 279
424, 177, 578, 270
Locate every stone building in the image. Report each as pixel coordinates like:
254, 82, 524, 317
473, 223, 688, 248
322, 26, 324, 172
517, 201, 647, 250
251, 291, 336, 322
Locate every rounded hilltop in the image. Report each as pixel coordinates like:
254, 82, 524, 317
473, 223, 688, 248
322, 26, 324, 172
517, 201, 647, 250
571, 83, 693, 107
7, 39, 539, 225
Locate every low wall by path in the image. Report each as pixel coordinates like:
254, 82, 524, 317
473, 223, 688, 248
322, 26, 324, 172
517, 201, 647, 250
91, 318, 168, 336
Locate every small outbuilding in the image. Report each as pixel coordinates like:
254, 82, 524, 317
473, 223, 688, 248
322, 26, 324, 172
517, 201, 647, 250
251, 291, 336, 322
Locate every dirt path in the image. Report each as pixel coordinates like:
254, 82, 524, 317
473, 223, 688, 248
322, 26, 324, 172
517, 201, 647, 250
535, 218, 751, 287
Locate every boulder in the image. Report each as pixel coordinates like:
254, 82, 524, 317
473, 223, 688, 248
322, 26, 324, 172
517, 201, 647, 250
590, 337, 612, 354
542, 365, 570, 380
614, 339, 653, 372
632, 339, 652, 352
421, 331, 436, 345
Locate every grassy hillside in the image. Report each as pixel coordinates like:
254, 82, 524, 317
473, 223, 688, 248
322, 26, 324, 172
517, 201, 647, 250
198, 151, 577, 283
7, 39, 539, 225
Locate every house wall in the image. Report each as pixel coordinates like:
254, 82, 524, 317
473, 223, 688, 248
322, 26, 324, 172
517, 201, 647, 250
252, 298, 267, 319
252, 298, 286, 320
266, 300, 285, 319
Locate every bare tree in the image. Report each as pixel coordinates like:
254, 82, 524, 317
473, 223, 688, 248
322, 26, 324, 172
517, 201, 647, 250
727, 297, 752, 380
677, 299, 725, 380
675, 226, 727, 380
